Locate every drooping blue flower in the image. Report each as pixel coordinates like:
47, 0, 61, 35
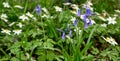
35, 5, 42, 15
83, 7, 92, 29
66, 0, 69, 2
56, 28, 65, 39
65, 28, 69, 32
69, 30, 72, 37
77, 9, 81, 16
83, 15, 87, 22
73, 20, 78, 26
62, 32, 65, 39
85, 7, 91, 16
84, 22, 88, 29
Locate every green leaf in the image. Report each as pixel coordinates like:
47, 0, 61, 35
10, 57, 20, 61
91, 47, 99, 55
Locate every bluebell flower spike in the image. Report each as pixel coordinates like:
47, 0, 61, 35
35, 5, 42, 15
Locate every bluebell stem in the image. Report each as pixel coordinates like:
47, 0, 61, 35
65, 24, 70, 31
62, 32, 65, 39
77, 9, 80, 16
35, 5, 42, 15
73, 20, 78, 26
91, 12, 97, 15
69, 30, 72, 37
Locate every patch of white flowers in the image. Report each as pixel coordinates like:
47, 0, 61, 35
1, 28, 22, 35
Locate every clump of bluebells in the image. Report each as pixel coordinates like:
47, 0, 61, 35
58, 1, 95, 39
35, 4, 42, 15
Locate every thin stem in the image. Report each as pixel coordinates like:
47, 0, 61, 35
0, 48, 8, 57
40, 16, 46, 40
87, 25, 97, 45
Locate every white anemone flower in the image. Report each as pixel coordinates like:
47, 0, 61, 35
42, 7, 49, 14
101, 23, 107, 27
1, 14, 8, 19
71, 16, 76, 23
1, 28, 11, 35
32, 17, 37, 20
14, 5, 23, 9
71, 4, 79, 10
70, 10, 77, 15
74, 27, 82, 35
82, 1, 93, 8
102, 36, 118, 46
3, 2, 10, 8
19, 14, 29, 21
54, 6, 62, 12
13, 29, 22, 35
17, 22, 24, 28
63, 2, 71, 5
107, 17, 116, 25
26, 12, 34, 18
82, 1, 93, 11
0, 14, 8, 22
41, 14, 49, 18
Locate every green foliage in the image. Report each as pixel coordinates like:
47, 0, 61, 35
0, 0, 120, 61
